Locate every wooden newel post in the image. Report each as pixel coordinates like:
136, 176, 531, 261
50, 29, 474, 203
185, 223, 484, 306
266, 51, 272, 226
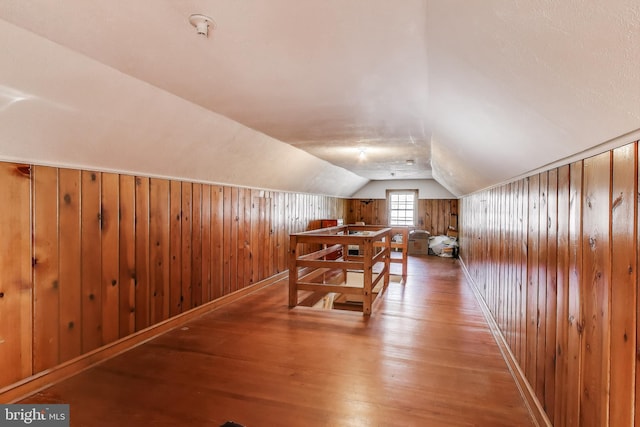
288, 235, 298, 307
384, 230, 391, 289
362, 237, 373, 316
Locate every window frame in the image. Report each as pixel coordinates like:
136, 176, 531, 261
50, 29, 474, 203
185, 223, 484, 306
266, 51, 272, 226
387, 189, 418, 226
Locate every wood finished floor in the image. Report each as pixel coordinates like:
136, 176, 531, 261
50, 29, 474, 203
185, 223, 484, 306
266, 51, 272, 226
23, 255, 534, 427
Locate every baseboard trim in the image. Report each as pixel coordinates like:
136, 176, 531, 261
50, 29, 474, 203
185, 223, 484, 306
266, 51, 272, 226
458, 256, 552, 427
0, 272, 288, 403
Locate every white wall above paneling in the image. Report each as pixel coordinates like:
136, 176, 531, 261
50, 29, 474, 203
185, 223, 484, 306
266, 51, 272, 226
0, 19, 367, 197
351, 179, 455, 200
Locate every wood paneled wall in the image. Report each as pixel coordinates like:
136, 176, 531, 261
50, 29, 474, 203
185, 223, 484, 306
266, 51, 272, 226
345, 198, 458, 235
0, 162, 345, 390
460, 141, 639, 426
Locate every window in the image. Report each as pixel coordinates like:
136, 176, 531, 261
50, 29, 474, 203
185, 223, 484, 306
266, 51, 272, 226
388, 190, 418, 226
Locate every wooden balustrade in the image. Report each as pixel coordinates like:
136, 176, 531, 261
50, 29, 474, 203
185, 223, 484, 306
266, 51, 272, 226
288, 224, 393, 315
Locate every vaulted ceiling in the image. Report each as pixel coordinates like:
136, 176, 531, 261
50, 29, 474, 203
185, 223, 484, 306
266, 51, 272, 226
0, 1, 639, 197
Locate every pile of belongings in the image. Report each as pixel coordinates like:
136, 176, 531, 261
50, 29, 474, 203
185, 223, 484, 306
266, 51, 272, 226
428, 235, 459, 258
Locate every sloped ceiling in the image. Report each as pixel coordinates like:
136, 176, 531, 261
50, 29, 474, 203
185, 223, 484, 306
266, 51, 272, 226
0, 1, 639, 197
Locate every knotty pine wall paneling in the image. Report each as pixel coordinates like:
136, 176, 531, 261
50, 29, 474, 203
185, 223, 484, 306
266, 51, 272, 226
222, 186, 232, 295
235, 186, 245, 292
118, 175, 136, 338
58, 169, 82, 362
565, 160, 583, 427
229, 187, 239, 294
460, 141, 640, 426
526, 174, 539, 389
580, 152, 611, 427
101, 172, 120, 346
181, 182, 193, 311
0, 164, 32, 387
201, 184, 212, 305
191, 183, 203, 307
148, 178, 170, 324
134, 176, 150, 332
554, 165, 570, 425
211, 186, 224, 300
250, 189, 261, 287
81, 171, 102, 353
32, 166, 59, 373
545, 168, 558, 419
169, 180, 182, 317
610, 143, 637, 427
536, 172, 548, 405
0, 160, 346, 391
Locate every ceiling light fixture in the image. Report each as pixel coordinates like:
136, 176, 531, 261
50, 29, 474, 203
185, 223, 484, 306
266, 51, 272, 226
189, 14, 215, 37
359, 148, 367, 159
406, 159, 415, 166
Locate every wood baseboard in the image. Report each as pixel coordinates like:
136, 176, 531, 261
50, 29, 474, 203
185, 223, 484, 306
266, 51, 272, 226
458, 256, 552, 427
0, 272, 288, 403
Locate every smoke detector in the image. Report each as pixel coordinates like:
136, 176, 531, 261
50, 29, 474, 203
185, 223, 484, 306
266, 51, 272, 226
189, 14, 214, 37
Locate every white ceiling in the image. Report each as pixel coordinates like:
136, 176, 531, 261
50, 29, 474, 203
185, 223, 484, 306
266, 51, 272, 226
0, 1, 639, 196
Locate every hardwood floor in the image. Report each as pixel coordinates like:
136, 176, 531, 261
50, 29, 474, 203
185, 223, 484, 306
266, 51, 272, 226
23, 255, 534, 426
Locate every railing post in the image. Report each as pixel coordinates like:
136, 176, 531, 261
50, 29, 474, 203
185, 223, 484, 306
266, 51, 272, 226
288, 235, 298, 307
362, 237, 373, 316
384, 229, 391, 290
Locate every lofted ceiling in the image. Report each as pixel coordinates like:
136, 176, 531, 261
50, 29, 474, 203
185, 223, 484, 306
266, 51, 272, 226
0, 1, 639, 197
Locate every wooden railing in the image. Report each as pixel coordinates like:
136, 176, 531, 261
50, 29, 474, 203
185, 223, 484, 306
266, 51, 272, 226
288, 225, 392, 315
376, 226, 409, 283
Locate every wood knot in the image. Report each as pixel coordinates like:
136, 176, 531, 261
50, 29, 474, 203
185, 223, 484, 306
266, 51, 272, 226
89, 294, 95, 300
612, 192, 624, 210
64, 194, 72, 204
111, 279, 117, 287
16, 165, 31, 176
68, 321, 74, 329
90, 173, 97, 181
0, 292, 4, 298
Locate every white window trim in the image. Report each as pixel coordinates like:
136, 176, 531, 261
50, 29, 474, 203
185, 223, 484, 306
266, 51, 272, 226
387, 189, 418, 226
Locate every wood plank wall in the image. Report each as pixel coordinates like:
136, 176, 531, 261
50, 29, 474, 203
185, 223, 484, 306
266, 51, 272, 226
460, 141, 639, 426
0, 162, 345, 390
345, 198, 458, 235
